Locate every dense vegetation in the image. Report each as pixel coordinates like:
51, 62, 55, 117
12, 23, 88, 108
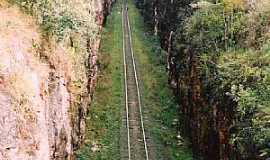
8, 0, 100, 102
10, 0, 99, 40
76, 2, 123, 159
127, 0, 193, 159
136, 0, 270, 159
9, 0, 111, 153
77, 0, 193, 159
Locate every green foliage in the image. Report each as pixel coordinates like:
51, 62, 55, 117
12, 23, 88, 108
76, 2, 123, 159
41, 11, 80, 39
176, 0, 270, 159
205, 50, 270, 159
10, 0, 97, 40
185, 5, 225, 52
127, 0, 193, 159
184, 2, 245, 53
241, 10, 270, 48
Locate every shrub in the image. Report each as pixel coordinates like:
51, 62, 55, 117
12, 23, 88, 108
10, 0, 99, 41
184, 2, 245, 53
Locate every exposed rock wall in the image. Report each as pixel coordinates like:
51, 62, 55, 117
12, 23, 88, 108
135, 0, 236, 159
0, 0, 113, 159
137, 1, 237, 159
177, 49, 237, 160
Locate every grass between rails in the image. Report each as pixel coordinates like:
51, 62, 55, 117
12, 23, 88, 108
76, 0, 193, 159
76, 2, 123, 160
127, 0, 193, 159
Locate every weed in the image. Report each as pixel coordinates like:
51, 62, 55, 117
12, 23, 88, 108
127, 0, 193, 159
76, 2, 123, 159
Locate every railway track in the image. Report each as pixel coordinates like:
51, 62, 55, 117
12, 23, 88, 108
121, 1, 149, 159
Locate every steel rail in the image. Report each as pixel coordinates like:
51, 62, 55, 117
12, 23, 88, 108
122, 0, 149, 159
122, 1, 131, 159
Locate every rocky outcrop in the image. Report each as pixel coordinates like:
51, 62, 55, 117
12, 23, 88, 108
137, 0, 235, 158
0, 0, 113, 159
135, 0, 239, 159
176, 49, 237, 160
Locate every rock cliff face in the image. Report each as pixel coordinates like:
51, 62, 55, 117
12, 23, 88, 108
0, 0, 113, 159
137, 0, 237, 158
136, 0, 270, 159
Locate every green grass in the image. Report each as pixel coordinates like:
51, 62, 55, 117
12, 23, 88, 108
77, 0, 193, 159
76, 2, 123, 159
127, 0, 193, 159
